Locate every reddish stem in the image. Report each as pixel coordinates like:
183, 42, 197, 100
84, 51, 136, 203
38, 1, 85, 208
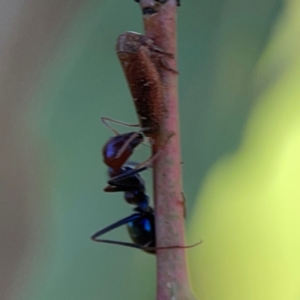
138, 1, 197, 299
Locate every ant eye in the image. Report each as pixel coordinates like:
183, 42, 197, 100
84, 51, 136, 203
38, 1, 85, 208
142, 7, 157, 15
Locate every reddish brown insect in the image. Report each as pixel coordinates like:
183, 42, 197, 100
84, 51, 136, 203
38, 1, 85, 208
116, 31, 174, 138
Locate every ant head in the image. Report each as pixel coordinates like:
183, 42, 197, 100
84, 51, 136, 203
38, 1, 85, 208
102, 132, 144, 170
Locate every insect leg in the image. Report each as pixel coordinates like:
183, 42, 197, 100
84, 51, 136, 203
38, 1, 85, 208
107, 166, 148, 187
91, 213, 141, 241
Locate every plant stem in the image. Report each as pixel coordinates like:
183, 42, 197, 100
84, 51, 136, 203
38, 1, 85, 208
137, 1, 197, 299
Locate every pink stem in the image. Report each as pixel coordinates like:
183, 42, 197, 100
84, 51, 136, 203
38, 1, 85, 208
138, 1, 197, 299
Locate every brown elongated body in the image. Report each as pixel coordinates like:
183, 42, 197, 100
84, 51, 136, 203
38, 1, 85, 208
116, 31, 169, 138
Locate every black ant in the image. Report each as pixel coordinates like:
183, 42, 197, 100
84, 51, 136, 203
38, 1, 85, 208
91, 119, 201, 253
91, 128, 157, 253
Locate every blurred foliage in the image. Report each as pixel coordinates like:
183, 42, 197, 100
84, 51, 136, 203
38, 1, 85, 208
11, 0, 300, 299
189, 0, 300, 299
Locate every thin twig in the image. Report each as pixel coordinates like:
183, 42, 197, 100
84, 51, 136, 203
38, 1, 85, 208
137, 1, 197, 299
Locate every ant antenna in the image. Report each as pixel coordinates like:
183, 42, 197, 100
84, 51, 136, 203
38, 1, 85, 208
101, 117, 140, 136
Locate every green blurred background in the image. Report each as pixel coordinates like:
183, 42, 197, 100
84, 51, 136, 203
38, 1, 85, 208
2, 0, 300, 299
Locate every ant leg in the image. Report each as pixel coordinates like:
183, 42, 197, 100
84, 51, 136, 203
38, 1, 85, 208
142, 240, 203, 252
95, 239, 202, 252
91, 213, 141, 241
101, 117, 140, 135
92, 239, 153, 251
91, 213, 156, 251
107, 165, 148, 187
134, 131, 175, 170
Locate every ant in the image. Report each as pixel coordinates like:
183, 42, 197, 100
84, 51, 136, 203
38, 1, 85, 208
91, 126, 157, 253
91, 122, 200, 253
